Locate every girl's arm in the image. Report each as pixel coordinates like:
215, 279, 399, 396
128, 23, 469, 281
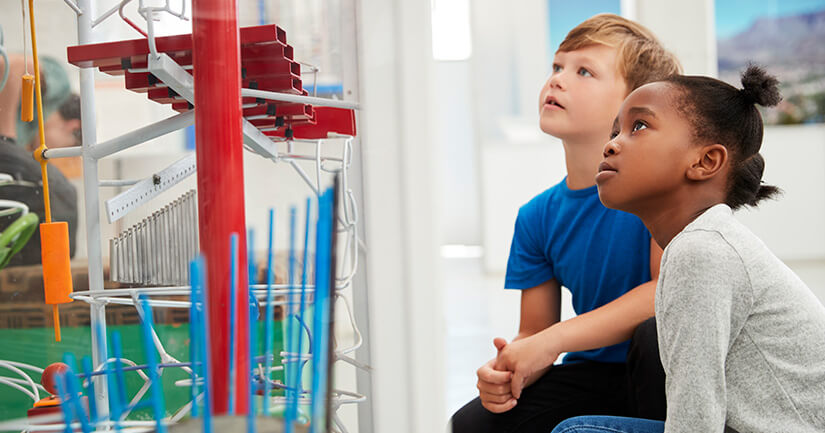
548, 237, 663, 352
657, 231, 751, 433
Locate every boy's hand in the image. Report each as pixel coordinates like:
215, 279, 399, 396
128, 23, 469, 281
494, 331, 560, 399
476, 338, 517, 413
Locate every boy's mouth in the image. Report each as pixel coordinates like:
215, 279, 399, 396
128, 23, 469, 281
544, 96, 565, 109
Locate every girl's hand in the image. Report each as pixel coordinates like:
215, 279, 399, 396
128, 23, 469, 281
476, 338, 517, 413
494, 330, 561, 399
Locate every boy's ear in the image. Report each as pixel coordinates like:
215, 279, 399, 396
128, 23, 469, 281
686, 144, 727, 181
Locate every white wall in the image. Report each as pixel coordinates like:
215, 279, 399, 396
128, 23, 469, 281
475, 0, 825, 305
634, 0, 718, 75
357, 0, 446, 432
435, 61, 480, 246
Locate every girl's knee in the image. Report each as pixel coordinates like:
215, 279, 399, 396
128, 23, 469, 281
550, 416, 590, 433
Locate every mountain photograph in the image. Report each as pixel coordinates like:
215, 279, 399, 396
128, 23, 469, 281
717, 4, 825, 125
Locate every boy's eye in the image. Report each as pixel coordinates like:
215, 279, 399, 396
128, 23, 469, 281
610, 129, 619, 139
632, 121, 648, 132
578, 68, 593, 77
552, 64, 562, 73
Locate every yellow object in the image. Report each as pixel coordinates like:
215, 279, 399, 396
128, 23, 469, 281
28, 0, 72, 342
21, 74, 34, 122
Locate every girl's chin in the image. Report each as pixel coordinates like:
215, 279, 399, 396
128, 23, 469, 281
596, 189, 624, 211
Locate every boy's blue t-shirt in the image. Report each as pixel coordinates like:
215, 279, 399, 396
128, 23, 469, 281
505, 177, 652, 364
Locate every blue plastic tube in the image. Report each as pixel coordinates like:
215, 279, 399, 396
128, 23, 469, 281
263, 209, 275, 415
310, 188, 334, 433
285, 207, 298, 432
138, 296, 167, 433
228, 232, 239, 414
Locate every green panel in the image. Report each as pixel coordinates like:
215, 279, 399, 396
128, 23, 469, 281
0, 322, 284, 421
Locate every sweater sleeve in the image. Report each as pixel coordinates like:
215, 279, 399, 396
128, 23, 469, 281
657, 230, 753, 433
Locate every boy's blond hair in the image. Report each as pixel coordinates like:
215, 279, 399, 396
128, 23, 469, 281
558, 13, 682, 92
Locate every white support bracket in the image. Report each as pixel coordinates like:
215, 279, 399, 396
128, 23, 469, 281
148, 53, 195, 103
242, 119, 280, 160
105, 153, 196, 223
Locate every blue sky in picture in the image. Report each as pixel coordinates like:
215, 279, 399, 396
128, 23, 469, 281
715, 0, 825, 38
548, 0, 620, 57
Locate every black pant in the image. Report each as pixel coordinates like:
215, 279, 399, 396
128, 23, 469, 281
450, 317, 666, 433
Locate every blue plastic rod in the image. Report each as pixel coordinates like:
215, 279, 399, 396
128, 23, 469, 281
103, 331, 122, 432
291, 198, 312, 424
138, 296, 167, 433
247, 273, 258, 433
193, 256, 213, 433
310, 188, 334, 433
54, 372, 74, 433
189, 259, 200, 418
285, 206, 298, 432
228, 232, 239, 414
81, 357, 98, 423
61, 353, 91, 433
263, 209, 276, 415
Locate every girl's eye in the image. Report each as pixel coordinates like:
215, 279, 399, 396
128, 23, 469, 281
610, 130, 619, 139
632, 121, 648, 132
578, 68, 593, 77
552, 64, 562, 73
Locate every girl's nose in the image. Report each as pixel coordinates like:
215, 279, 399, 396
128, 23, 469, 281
603, 137, 620, 157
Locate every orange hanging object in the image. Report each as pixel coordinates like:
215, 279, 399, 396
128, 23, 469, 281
40, 222, 73, 342
28, 0, 73, 342
21, 74, 35, 122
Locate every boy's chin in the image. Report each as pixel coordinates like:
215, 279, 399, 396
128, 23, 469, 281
539, 118, 567, 138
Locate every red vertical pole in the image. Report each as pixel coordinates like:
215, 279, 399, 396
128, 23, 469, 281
192, 0, 249, 414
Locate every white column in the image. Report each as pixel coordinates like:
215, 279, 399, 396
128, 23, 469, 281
357, 0, 446, 431
76, 0, 108, 414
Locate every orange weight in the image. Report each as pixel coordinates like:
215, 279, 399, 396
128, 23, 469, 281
40, 222, 73, 305
21, 74, 35, 122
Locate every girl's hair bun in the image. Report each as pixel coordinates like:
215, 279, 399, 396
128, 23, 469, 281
740, 64, 781, 107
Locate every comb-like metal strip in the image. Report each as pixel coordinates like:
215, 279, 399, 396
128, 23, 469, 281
109, 190, 199, 286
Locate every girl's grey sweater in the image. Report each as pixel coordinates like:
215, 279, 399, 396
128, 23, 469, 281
656, 204, 825, 433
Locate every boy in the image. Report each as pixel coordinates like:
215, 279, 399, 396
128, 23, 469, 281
451, 14, 681, 433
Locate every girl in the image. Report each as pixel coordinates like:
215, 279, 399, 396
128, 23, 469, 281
547, 66, 825, 432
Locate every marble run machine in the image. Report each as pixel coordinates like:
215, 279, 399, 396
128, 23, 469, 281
59, 2, 356, 419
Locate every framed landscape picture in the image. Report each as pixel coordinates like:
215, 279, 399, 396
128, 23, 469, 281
716, 0, 825, 125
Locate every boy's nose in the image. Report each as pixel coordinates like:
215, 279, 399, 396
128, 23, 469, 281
548, 72, 565, 90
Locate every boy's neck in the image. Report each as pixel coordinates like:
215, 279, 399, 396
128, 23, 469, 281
562, 137, 605, 190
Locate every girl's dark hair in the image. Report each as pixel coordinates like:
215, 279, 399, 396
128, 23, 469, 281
664, 65, 782, 210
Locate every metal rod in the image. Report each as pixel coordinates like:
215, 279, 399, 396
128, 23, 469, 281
77, 0, 108, 408
161, 204, 169, 285
241, 88, 360, 110
42, 146, 82, 159
62, 0, 83, 15
99, 179, 140, 187
109, 238, 117, 282
91, 110, 195, 160
92, 0, 130, 27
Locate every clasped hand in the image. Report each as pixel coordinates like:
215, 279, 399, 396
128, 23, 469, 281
476, 331, 561, 413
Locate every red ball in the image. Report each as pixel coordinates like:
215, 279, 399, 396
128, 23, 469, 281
41, 362, 70, 395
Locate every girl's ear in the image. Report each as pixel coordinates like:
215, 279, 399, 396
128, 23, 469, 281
686, 144, 727, 181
